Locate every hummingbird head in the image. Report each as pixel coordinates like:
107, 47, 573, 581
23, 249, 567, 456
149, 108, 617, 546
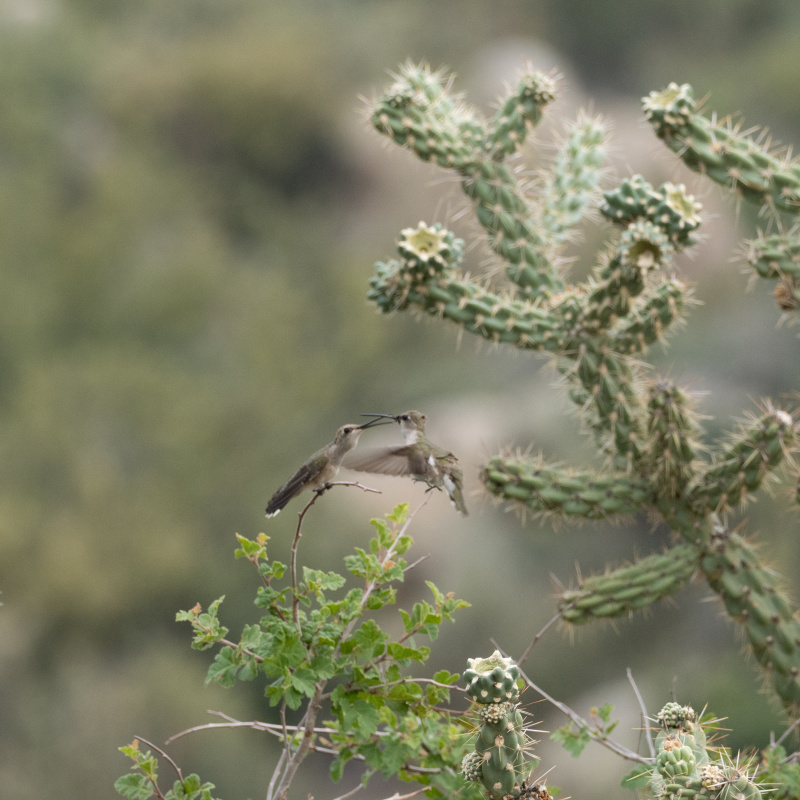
361, 411, 426, 443
335, 416, 390, 449
396, 410, 426, 443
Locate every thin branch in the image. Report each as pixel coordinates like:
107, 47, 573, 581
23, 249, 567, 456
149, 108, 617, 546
516, 606, 567, 667
325, 480, 383, 495
135, 736, 184, 782
164, 711, 446, 775
627, 667, 655, 758
328, 781, 366, 800
377, 789, 429, 800
773, 716, 800, 748
291, 492, 321, 632
492, 652, 648, 764
404, 552, 431, 572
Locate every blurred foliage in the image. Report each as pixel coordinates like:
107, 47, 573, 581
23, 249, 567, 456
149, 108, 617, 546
1, 1, 800, 799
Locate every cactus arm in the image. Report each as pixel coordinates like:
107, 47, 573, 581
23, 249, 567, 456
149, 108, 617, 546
538, 113, 607, 241
689, 408, 795, 515
644, 82, 800, 215
745, 232, 800, 282
558, 543, 701, 624
481, 458, 653, 518
484, 71, 556, 159
644, 381, 702, 500
610, 279, 686, 355
744, 232, 800, 313
701, 525, 800, 714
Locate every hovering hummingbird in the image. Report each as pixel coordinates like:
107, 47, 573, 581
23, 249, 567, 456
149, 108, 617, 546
265, 418, 387, 518
344, 410, 468, 516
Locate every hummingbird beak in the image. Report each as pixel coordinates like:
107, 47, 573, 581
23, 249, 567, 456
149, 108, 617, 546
357, 415, 394, 429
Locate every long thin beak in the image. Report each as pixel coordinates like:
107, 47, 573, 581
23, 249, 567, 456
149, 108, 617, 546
361, 412, 398, 421
357, 415, 394, 429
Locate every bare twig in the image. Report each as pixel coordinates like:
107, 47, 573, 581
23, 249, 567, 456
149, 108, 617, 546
627, 668, 655, 758
773, 716, 800, 749
516, 606, 567, 667
135, 736, 183, 782
328, 781, 366, 800
489, 645, 649, 764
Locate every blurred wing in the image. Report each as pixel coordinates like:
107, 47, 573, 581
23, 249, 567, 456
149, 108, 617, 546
344, 446, 425, 476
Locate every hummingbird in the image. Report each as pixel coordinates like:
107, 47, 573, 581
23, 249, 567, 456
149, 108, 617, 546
344, 410, 468, 516
265, 417, 387, 518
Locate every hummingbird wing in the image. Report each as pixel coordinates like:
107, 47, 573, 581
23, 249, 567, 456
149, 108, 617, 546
344, 445, 428, 477
265, 452, 327, 517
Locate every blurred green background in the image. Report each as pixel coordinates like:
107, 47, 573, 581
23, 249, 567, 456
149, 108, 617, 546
2, 1, 800, 798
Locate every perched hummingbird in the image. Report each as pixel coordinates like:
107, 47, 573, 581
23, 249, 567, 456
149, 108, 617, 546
344, 410, 468, 516
265, 418, 387, 518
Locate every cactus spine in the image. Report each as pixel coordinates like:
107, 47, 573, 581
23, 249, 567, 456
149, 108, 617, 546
367, 64, 800, 715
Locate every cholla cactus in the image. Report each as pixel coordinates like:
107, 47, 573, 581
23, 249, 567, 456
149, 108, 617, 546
646, 703, 763, 800
367, 64, 800, 715
461, 652, 544, 800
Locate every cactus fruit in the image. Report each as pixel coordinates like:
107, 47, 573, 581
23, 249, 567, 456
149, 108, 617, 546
461, 652, 534, 800
368, 64, 800, 714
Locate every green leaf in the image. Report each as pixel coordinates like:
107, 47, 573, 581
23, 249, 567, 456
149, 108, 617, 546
352, 619, 387, 659
387, 503, 409, 524
289, 667, 318, 699
205, 645, 256, 687
387, 641, 428, 662
234, 533, 266, 561
551, 721, 591, 757
432, 670, 460, 685
114, 774, 154, 800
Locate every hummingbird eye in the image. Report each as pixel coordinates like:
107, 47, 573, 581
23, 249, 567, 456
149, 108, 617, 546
400, 414, 409, 421
343, 426, 353, 434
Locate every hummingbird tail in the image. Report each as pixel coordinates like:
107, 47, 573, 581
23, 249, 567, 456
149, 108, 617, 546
443, 474, 469, 516
265, 488, 293, 518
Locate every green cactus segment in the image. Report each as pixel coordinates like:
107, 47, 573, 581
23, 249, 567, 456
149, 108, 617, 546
561, 344, 647, 466
370, 63, 561, 297
461, 652, 529, 800
580, 226, 674, 334
690, 409, 795, 514
559, 543, 700, 624
461, 161, 562, 296
646, 703, 764, 800
464, 651, 521, 705
601, 178, 702, 249
485, 72, 556, 159
701, 526, 800, 713
745, 233, 800, 281
368, 260, 561, 348
656, 701, 697, 729
539, 113, 606, 241
482, 457, 652, 518
644, 82, 800, 214
744, 233, 800, 314
611, 279, 686, 355
645, 380, 701, 498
